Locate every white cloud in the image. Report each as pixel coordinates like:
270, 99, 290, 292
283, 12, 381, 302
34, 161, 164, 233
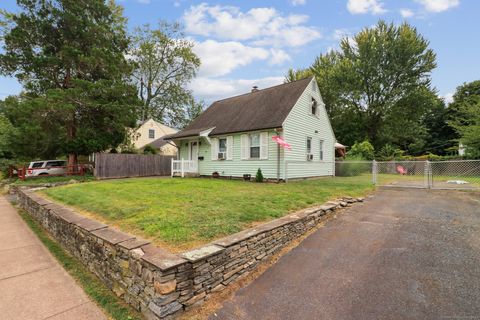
400, 8, 415, 18
183, 4, 321, 47
291, 0, 306, 6
193, 40, 270, 77
347, 0, 387, 15
416, 0, 459, 13
332, 28, 352, 40
190, 76, 285, 101
443, 92, 454, 104
269, 49, 291, 65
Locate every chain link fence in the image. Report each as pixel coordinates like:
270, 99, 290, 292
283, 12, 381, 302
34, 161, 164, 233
334, 160, 480, 190
335, 161, 374, 183
430, 160, 480, 189
375, 161, 429, 188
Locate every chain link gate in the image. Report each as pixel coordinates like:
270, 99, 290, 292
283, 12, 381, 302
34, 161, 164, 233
369, 160, 480, 190
430, 160, 480, 190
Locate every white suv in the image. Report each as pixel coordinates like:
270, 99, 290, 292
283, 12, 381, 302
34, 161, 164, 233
26, 160, 67, 177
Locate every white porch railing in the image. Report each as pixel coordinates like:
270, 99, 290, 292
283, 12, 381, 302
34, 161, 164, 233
171, 159, 198, 177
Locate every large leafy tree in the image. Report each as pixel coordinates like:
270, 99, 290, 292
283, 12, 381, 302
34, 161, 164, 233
1, 95, 64, 159
0, 112, 15, 158
0, 0, 138, 166
449, 80, 480, 156
130, 21, 200, 124
286, 21, 438, 154
422, 96, 458, 155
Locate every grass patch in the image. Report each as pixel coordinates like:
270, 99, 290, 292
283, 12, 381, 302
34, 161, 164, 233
41, 176, 374, 251
17, 209, 142, 320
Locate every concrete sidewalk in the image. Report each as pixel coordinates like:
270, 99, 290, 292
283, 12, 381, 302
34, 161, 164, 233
0, 196, 107, 320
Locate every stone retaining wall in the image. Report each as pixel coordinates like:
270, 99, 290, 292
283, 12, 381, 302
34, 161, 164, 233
15, 188, 363, 319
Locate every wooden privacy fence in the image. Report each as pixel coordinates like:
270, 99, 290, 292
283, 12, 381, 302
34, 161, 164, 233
94, 153, 174, 179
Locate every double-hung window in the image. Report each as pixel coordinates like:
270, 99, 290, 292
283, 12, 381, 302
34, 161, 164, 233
249, 134, 260, 159
306, 137, 313, 161
148, 129, 155, 139
219, 138, 227, 153
319, 140, 324, 160
311, 98, 318, 116
218, 138, 227, 159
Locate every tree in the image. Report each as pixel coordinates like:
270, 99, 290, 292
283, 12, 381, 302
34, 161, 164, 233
422, 96, 458, 155
0, 113, 15, 158
287, 21, 437, 153
1, 95, 64, 159
0, 0, 138, 166
346, 140, 375, 160
285, 68, 313, 83
449, 80, 480, 156
167, 98, 205, 129
130, 22, 201, 123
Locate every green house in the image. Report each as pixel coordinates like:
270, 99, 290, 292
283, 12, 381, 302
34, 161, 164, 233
165, 77, 336, 181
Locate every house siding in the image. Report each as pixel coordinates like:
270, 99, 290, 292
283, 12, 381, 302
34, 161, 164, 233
283, 78, 335, 179
133, 119, 178, 155
177, 130, 285, 179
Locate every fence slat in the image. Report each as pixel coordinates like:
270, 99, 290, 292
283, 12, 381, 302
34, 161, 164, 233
94, 153, 174, 179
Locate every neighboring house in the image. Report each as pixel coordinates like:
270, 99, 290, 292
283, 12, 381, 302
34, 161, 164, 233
459, 142, 466, 156
133, 119, 178, 156
165, 77, 336, 180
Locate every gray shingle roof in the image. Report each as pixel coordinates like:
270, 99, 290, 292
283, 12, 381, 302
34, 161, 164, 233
165, 77, 312, 140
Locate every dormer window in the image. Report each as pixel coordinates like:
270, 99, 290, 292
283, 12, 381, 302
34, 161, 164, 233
311, 98, 318, 116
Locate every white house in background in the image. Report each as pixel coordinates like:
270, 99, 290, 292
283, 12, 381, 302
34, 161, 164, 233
165, 77, 336, 180
459, 142, 466, 156
133, 119, 178, 156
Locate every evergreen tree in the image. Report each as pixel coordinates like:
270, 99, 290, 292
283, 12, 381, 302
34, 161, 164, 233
0, 0, 138, 166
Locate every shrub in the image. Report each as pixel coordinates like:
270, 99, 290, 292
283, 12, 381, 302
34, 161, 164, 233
376, 144, 404, 161
0, 158, 17, 178
336, 157, 371, 177
143, 144, 157, 155
347, 140, 375, 160
255, 168, 264, 182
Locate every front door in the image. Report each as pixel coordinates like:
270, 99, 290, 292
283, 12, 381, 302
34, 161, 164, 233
189, 141, 198, 161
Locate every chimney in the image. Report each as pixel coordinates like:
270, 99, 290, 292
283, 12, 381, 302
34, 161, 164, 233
251, 85, 259, 93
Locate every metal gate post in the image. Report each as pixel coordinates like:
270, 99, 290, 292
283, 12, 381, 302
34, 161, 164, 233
372, 160, 377, 185
424, 160, 432, 189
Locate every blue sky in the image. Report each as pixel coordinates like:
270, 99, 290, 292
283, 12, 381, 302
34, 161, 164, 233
0, 0, 478, 104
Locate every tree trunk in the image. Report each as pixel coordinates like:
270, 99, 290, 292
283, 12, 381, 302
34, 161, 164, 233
67, 153, 78, 174
66, 113, 78, 174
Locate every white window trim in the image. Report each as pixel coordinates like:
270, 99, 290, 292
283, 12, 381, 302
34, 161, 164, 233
148, 129, 155, 139
241, 131, 269, 160
306, 136, 314, 161
310, 97, 320, 118
249, 133, 261, 159
212, 136, 234, 160
319, 139, 324, 161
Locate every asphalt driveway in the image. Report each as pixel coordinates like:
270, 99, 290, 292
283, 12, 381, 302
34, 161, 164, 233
211, 188, 480, 320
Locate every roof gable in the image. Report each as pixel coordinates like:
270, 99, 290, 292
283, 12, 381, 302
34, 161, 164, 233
168, 77, 313, 139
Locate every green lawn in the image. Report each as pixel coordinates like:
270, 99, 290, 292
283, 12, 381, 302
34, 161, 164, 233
13, 175, 95, 186
41, 176, 374, 251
